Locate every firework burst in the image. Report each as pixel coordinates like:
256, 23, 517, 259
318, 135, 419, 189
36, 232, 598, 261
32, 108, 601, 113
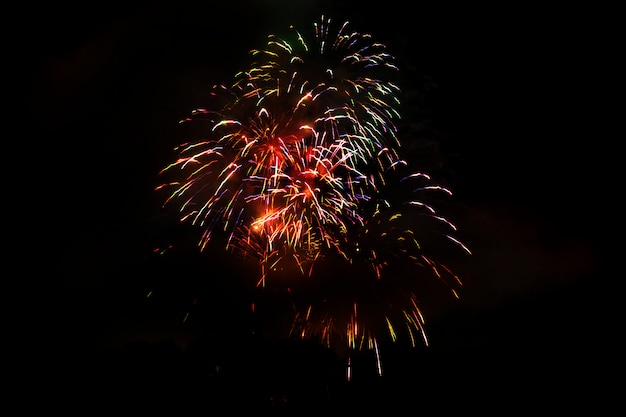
157, 16, 470, 372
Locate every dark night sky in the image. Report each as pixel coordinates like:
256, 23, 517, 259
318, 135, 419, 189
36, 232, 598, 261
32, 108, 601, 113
23, 1, 618, 413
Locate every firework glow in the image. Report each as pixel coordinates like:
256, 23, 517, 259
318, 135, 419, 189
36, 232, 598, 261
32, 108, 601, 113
157, 16, 471, 372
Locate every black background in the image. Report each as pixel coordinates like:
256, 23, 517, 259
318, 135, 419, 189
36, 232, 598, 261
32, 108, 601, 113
23, 1, 618, 413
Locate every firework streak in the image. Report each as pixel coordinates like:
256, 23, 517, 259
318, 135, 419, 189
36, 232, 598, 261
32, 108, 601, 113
157, 16, 471, 372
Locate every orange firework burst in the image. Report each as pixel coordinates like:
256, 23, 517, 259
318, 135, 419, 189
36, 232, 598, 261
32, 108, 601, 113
156, 15, 470, 373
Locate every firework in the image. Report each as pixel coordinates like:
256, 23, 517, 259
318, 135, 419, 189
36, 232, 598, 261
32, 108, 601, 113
157, 16, 470, 370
